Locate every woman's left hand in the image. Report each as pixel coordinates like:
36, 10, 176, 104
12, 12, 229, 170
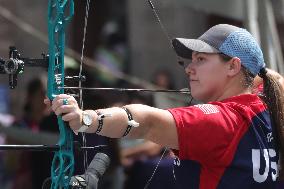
51, 94, 83, 131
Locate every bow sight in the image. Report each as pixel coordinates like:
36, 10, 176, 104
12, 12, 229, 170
0, 46, 48, 89
0, 46, 86, 89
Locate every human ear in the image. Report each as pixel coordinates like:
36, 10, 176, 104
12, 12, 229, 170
227, 57, 241, 76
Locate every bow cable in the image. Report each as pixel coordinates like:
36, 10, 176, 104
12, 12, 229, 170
147, 0, 173, 48
144, 0, 199, 185
143, 0, 173, 188
78, 0, 91, 185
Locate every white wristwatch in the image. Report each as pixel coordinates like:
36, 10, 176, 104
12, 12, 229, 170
78, 111, 93, 132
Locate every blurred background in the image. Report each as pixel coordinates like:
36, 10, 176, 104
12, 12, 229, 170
0, 0, 283, 188
0, 0, 284, 117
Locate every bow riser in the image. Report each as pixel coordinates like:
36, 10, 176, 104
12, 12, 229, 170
48, 0, 75, 188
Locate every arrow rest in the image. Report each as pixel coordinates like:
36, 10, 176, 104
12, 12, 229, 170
65, 75, 86, 82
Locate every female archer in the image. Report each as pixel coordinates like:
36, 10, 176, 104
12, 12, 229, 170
49, 24, 284, 189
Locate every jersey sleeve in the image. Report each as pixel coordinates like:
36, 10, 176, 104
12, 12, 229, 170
168, 103, 247, 166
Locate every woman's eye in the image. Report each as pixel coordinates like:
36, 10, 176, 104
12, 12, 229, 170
197, 57, 204, 62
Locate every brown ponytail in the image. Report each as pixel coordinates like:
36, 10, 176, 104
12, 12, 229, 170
261, 70, 284, 179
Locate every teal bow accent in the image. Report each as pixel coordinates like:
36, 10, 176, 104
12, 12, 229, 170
47, 0, 75, 188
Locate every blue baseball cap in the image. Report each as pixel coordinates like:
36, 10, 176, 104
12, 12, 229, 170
172, 24, 265, 76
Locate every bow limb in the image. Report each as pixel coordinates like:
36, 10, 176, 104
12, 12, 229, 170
47, 0, 75, 188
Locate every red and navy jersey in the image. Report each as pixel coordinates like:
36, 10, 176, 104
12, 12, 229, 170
168, 94, 279, 189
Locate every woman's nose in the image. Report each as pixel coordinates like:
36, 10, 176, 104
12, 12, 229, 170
185, 63, 194, 75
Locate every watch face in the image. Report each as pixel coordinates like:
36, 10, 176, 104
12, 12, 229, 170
83, 112, 92, 126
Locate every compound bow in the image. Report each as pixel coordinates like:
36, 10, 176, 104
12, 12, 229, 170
0, 0, 191, 188
0, 0, 78, 188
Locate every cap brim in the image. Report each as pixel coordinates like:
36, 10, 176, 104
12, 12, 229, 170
172, 38, 220, 59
